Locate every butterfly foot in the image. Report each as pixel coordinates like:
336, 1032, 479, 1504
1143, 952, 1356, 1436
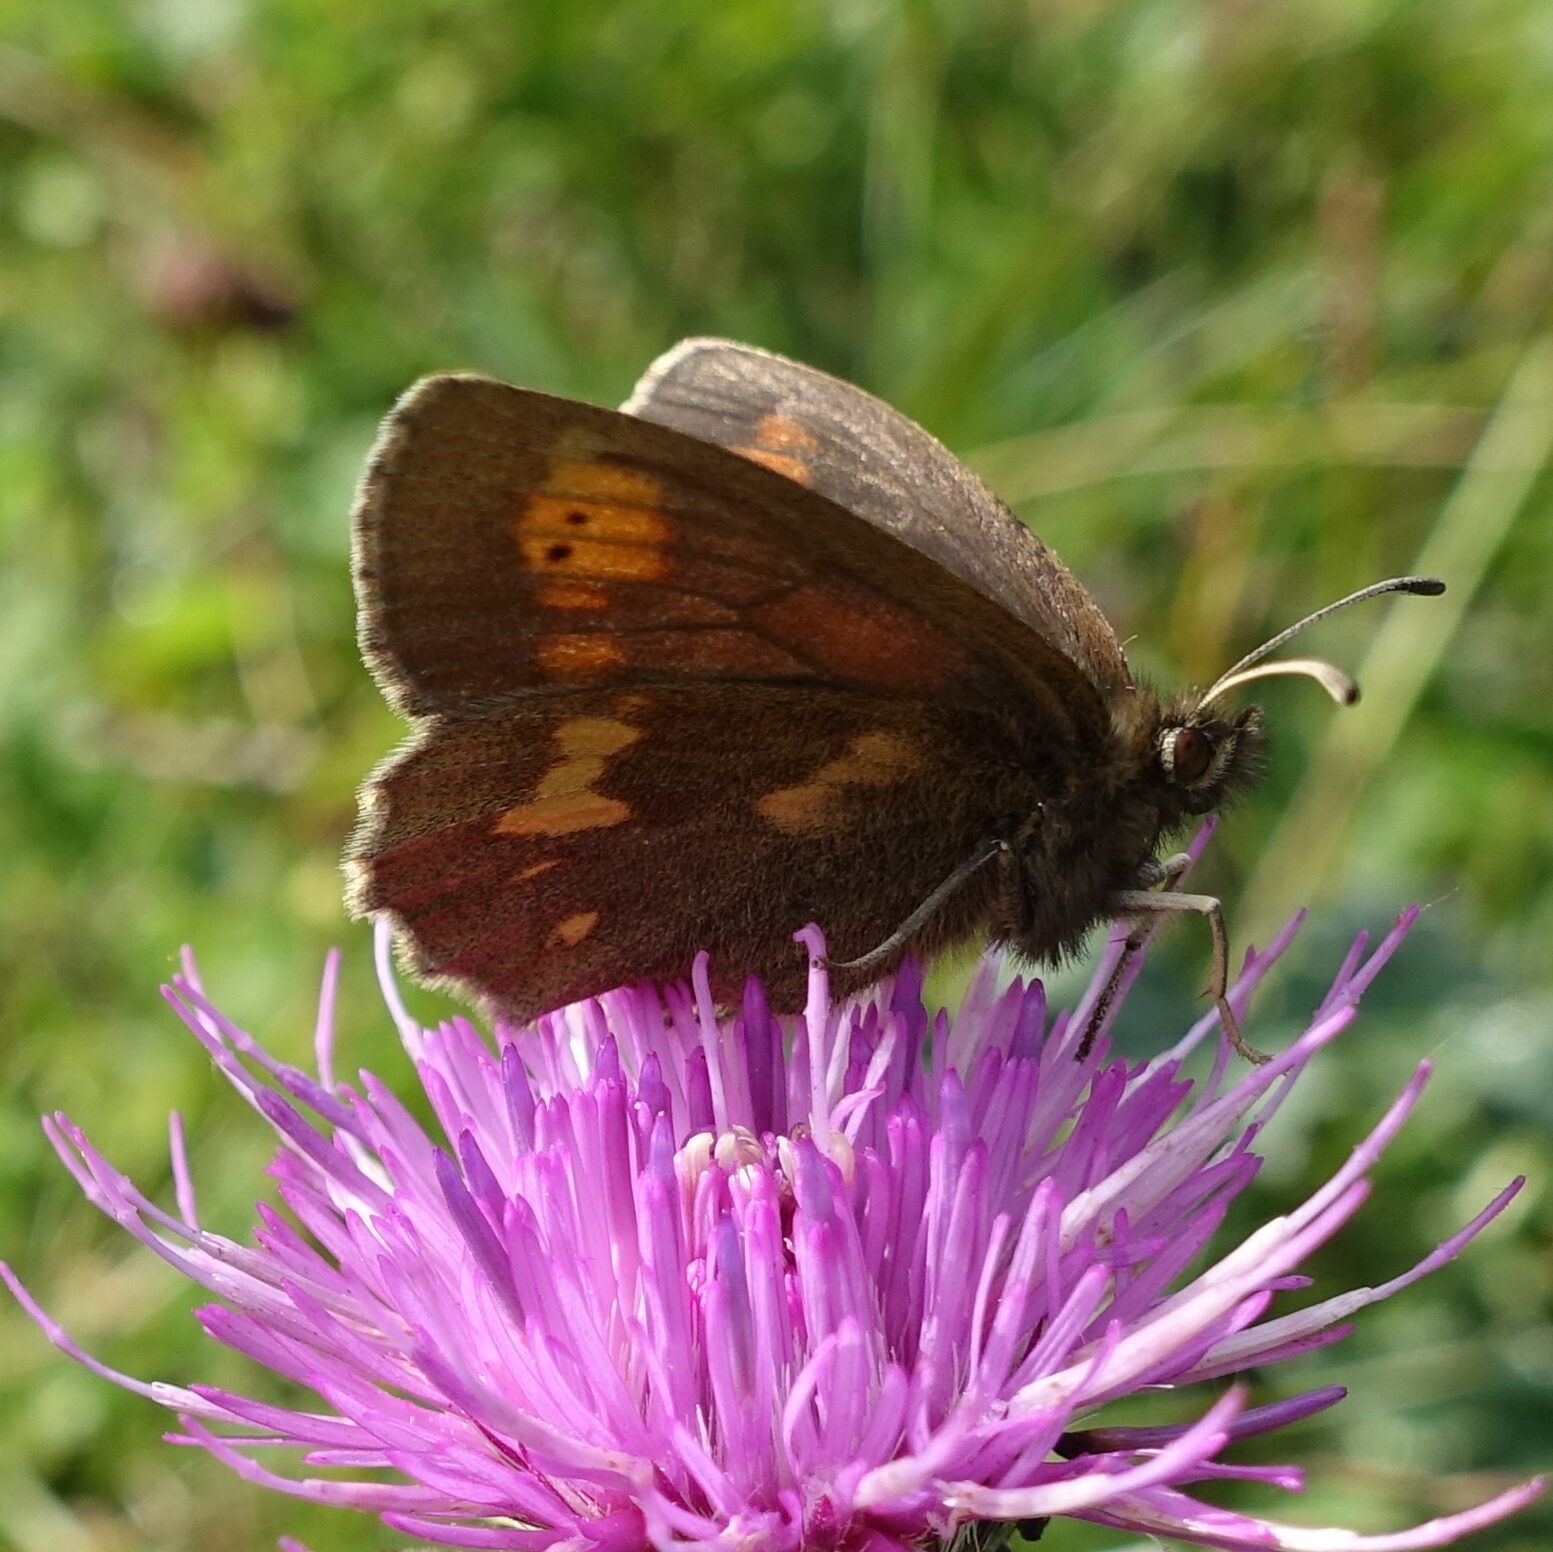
1215, 994, 1270, 1064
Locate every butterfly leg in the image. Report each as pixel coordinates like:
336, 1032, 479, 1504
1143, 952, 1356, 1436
1072, 851, 1194, 1058
1137, 850, 1193, 889
826, 838, 1010, 975
1108, 889, 1270, 1065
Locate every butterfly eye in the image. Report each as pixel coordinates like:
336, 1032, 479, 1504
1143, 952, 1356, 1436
1161, 725, 1214, 785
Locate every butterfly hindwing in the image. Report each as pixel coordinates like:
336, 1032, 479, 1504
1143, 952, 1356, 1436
348, 684, 1022, 1017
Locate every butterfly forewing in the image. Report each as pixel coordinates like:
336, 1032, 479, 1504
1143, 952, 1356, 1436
624, 337, 1133, 696
353, 375, 1104, 729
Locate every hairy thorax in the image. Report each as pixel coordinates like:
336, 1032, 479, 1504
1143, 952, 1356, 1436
992, 696, 1183, 968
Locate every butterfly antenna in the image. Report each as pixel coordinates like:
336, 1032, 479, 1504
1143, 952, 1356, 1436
826, 839, 1008, 975
1197, 576, 1444, 711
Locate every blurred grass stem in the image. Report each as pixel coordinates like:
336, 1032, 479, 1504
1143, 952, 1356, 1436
976, 400, 1487, 501
1236, 337, 1553, 943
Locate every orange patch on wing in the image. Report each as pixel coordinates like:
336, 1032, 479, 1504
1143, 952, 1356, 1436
536, 580, 610, 611
542, 716, 641, 777
524, 491, 672, 546
755, 784, 832, 833
515, 455, 673, 583
518, 532, 670, 583
756, 730, 924, 836
545, 458, 662, 507
731, 413, 819, 485
733, 446, 813, 484
495, 717, 640, 837
496, 793, 631, 837
518, 860, 561, 881
546, 910, 599, 949
827, 730, 924, 784
754, 414, 819, 453
751, 586, 964, 693
536, 633, 627, 678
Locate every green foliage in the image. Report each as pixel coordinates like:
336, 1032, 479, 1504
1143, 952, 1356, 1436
1, 2, 1548, 1548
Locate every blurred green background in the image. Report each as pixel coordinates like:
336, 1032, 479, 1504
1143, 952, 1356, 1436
1, 2, 1550, 1549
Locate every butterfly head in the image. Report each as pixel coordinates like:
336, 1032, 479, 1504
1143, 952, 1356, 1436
1142, 576, 1449, 825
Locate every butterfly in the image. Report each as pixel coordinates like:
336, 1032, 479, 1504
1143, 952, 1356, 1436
346, 337, 1442, 1060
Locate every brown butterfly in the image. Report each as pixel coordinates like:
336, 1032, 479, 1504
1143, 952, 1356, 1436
347, 338, 1442, 1060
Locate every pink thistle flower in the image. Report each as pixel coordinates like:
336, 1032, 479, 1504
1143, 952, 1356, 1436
3, 879, 1542, 1551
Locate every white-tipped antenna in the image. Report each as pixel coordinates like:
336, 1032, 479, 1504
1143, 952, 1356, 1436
1197, 576, 1444, 711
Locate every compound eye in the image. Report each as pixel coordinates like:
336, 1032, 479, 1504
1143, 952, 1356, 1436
1163, 725, 1214, 785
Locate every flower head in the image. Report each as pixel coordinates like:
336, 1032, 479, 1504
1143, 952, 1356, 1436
4, 871, 1542, 1552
